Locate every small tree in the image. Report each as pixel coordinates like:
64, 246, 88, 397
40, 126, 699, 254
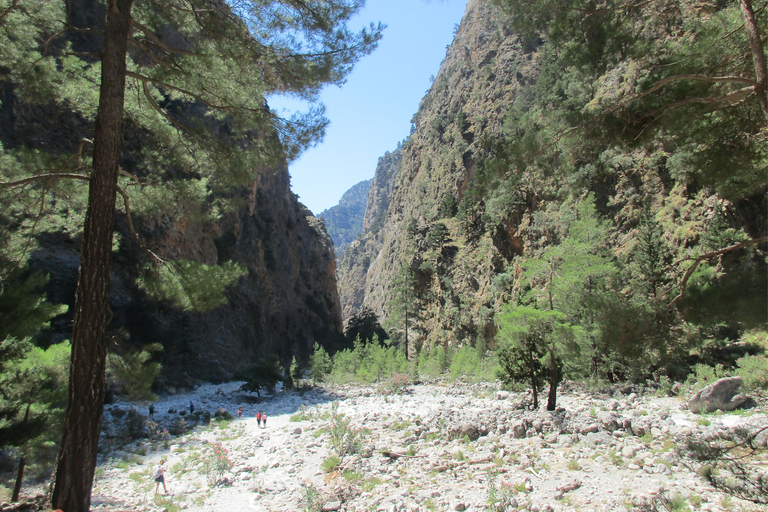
344, 307, 388, 345
495, 305, 581, 410
0, 337, 69, 500
385, 265, 422, 360
309, 342, 332, 384
233, 355, 283, 397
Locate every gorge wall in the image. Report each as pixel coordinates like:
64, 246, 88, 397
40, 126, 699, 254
337, 0, 767, 353
0, 0, 344, 387
338, 0, 537, 342
27, 162, 343, 387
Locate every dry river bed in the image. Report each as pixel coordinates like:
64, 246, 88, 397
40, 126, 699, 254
89, 381, 768, 512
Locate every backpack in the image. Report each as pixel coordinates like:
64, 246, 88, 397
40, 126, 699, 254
153, 466, 162, 479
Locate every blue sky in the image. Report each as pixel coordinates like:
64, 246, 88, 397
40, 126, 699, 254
270, 0, 469, 215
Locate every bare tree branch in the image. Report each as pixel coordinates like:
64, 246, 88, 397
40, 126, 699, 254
115, 185, 164, 265
0, 173, 90, 188
669, 236, 768, 307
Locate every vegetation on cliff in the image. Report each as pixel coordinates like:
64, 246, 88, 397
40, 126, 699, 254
338, 0, 766, 396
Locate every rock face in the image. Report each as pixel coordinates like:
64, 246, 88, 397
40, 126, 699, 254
2, 0, 344, 386
318, 179, 371, 258
31, 164, 344, 386
336, 148, 402, 321
339, 0, 539, 338
688, 377, 749, 413
336, 0, 767, 352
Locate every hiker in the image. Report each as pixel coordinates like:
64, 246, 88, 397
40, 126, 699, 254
189, 401, 194, 414
237, 406, 243, 419
154, 458, 168, 494
261, 412, 267, 428
256, 411, 262, 427
148, 403, 155, 419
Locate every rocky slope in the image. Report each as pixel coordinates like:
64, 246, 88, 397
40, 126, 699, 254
84, 381, 768, 512
336, 0, 767, 350
337, 148, 402, 321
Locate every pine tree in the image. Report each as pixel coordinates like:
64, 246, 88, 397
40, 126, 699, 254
0, 338, 69, 501
385, 265, 422, 360
495, 305, 581, 410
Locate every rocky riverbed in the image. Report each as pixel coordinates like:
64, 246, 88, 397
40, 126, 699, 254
89, 380, 767, 512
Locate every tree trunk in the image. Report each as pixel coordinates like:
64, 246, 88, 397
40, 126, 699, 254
528, 347, 539, 410
404, 305, 409, 361
51, 1, 134, 510
547, 348, 558, 411
12, 401, 31, 502
12, 455, 26, 502
741, 0, 768, 123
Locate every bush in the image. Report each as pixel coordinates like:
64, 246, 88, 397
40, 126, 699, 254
685, 363, 729, 391
449, 346, 499, 382
418, 345, 449, 379
737, 355, 768, 391
168, 417, 187, 436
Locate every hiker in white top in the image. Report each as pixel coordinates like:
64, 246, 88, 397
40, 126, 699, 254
154, 458, 168, 494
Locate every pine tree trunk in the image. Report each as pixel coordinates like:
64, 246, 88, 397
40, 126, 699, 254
547, 350, 558, 411
51, 1, 134, 510
12, 401, 32, 502
741, 0, 768, 123
528, 346, 539, 410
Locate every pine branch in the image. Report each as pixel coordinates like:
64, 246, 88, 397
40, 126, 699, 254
0, 0, 19, 24
130, 19, 201, 57
669, 236, 768, 307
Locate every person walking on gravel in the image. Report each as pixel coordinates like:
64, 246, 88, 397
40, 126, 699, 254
154, 458, 168, 494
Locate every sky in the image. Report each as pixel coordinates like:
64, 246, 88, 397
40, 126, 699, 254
269, 0, 469, 215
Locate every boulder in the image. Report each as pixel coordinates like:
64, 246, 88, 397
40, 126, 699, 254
688, 377, 749, 413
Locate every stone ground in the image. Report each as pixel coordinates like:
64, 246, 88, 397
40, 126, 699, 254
87, 380, 767, 512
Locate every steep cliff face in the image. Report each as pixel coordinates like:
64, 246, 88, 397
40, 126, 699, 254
3, 0, 345, 387
129, 167, 343, 385
338, 0, 766, 352
340, 0, 535, 341
29, 164, 343, 386
319, 179, 370, 257
337, 147, 402, 320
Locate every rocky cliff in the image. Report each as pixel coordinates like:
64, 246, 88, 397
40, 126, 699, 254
337, 146, 402, 320
337, 0, 767, 353
339, 0, 534, 338
27, 161, 344, 386
318, 179, 370, 258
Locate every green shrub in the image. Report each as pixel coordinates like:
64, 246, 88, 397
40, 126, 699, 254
418, 345, 449, 379
327, 403, 361, 457
321, 455, 340, 473
736, 354, 768, 391
449, 346, 498, 382
685, 363, 729, 391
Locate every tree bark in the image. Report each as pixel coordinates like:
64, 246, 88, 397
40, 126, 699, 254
51, 1, 134, 510
741, 0, 768, 123
11, 401, 32, 502
546, 348, 558, 411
